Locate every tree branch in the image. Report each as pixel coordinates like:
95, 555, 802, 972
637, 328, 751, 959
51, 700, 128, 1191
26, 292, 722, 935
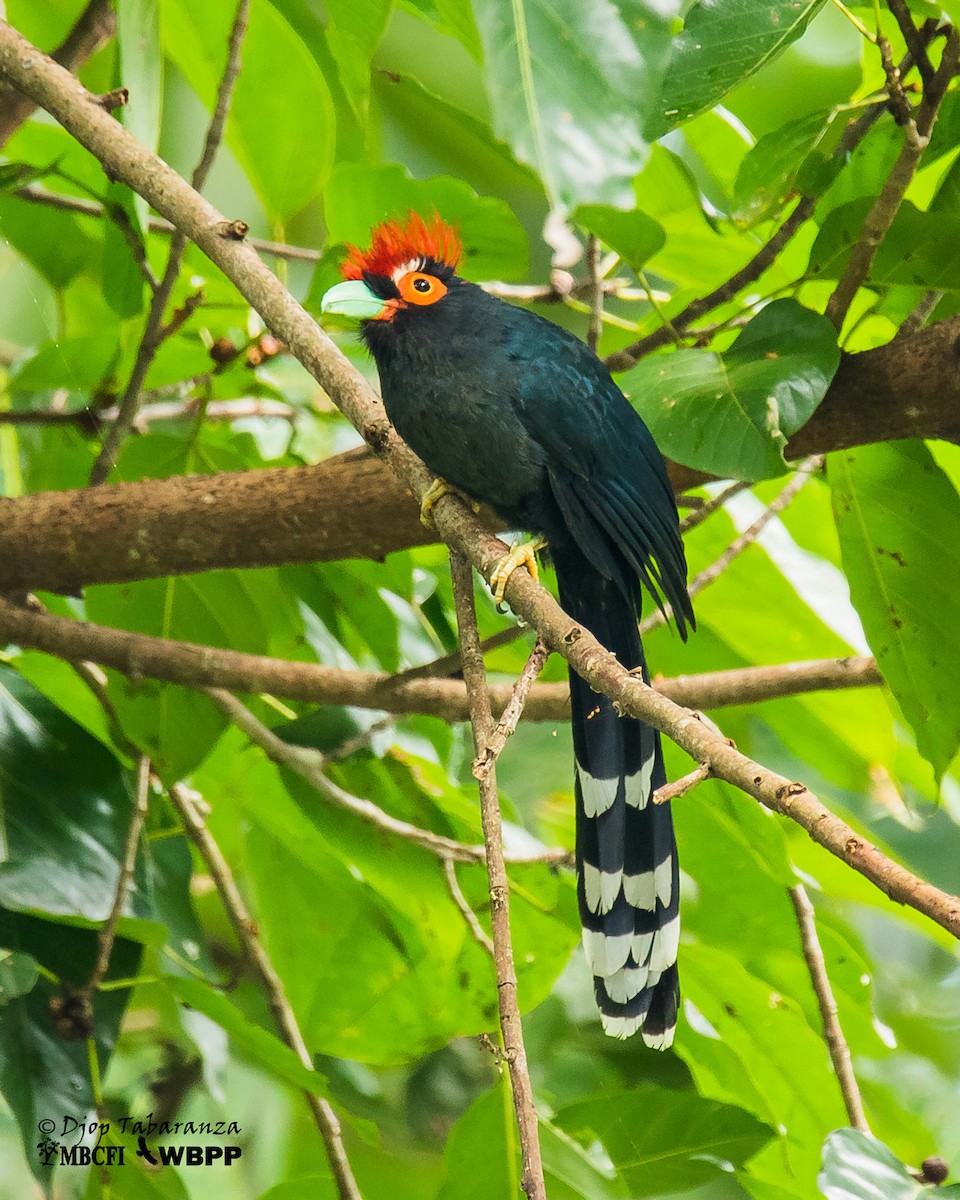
788, 883, 870, 1134
825, 28, 960, 331
0, 23, 954, 940
0, 598, 883, 718
449, 551, 545, 1200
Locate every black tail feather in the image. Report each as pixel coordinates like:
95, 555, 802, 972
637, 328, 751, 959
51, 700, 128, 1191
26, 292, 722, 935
554, 540, 681, 1047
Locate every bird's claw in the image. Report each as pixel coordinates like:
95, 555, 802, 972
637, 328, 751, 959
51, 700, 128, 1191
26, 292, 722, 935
420, 478, 455, 527
489, 539, 546, 605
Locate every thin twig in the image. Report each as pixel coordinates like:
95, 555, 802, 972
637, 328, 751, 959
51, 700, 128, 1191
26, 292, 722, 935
88, 0, 250, 485
585, 234, 603, 352
826, 28, 960, 331
896, 287, 943, 339
886, 0, 934, 84
167, 780, 363, 1200
474, 638, 550, 781
83, 756, 150, 998
449, 551, 546, 1200
443, 857, 495, 956
679, 480, 752, 533
788, 883, 871, 1133
204, 685, 567, 866
652, 762, 711, 805
641, 457, 822, 634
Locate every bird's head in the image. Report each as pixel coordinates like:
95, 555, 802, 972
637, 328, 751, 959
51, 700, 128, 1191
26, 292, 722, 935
320, 212, 463, 327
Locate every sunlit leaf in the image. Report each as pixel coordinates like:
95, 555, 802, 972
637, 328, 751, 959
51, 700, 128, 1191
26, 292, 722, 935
829, 441, 960, 779
623, 299, 840, 480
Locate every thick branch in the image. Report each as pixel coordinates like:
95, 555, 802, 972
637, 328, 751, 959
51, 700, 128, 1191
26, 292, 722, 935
1, 24, 955, 941
2, 311, 960, 593
0, 599, 882, 718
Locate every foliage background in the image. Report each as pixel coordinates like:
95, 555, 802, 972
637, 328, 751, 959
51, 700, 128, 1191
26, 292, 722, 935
0, 0, 958, 1198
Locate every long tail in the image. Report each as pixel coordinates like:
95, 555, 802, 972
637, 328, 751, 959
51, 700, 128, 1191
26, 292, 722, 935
553, 541, 680, 1048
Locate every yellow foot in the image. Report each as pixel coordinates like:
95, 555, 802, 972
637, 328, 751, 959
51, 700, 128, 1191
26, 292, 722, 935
420, 478, 455, 527
490, 538, 546, 605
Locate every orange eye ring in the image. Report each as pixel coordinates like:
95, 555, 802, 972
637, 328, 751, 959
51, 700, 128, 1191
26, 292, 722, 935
397, 271, 447, 306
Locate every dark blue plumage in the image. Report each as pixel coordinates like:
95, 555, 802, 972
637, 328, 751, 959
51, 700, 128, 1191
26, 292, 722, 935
322, 218, 693, 1046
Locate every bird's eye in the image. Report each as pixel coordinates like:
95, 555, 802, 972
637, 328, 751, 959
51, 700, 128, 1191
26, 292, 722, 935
398, 271, 448, 306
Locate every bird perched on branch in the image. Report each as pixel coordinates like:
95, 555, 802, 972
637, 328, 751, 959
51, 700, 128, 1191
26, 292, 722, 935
322, 212, 694, 1048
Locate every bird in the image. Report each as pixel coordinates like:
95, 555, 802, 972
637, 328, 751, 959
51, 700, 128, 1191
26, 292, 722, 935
321, 212, 694, 1047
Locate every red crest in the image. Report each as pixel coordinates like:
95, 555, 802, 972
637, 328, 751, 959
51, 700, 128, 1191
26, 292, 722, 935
341, 211, 462, 280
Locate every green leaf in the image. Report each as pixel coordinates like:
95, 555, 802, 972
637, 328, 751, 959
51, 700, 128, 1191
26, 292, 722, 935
829, 441, 960, 779
623, 299, 840, 480
0, 910, 141, 1181
573, 204, 666, 271
818, 1128, 925, 1199
436, 1086, 516, 1200
102, 183, 146, 319
0, 195, 99, 289
0, 665, 146, 922
325, 0, 392, 118
117, 0, 163, 154
810, 199, 960, 291
676, 945, 847, 1181
10, 334, 120, 393
323, 162, 529, 282
555, 1086, 773, 1195
654, 0, 828, 134
471, 0, 676, 207
0, 949, 38, 1001
161, 0, 335, 220
164, 975, 328, 1094
734, 110, 833, 222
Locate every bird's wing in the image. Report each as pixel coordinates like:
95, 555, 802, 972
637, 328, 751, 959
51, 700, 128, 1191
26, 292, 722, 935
503, 314, 693, 635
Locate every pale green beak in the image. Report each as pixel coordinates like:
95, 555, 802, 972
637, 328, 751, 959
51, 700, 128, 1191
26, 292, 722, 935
320, 279, 386, 321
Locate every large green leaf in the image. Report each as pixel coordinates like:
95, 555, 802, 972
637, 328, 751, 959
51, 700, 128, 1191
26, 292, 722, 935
555, 1086, 773, 1195
573, 204, 666, 271
676, 945, 847, 1182
471, 0, 677, 207
654, 0, 828, 135
160, 0, 335, 220
818, 1129, 928, 1200
325, 0, 392, 118
623, 299, 839, 480
0, 910, 141, 1181
829, 441, 960, 780
322, 162, 529, 283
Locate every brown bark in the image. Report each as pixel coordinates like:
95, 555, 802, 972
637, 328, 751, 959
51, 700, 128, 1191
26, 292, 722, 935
1, 316, 959, 593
